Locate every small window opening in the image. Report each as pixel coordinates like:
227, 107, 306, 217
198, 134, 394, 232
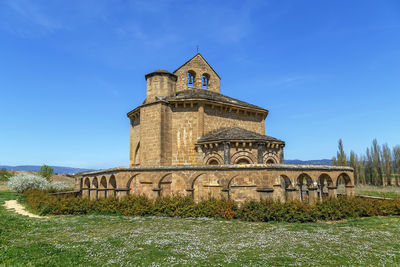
236, 158, 251, 165
187, 71, 195, 87
208, 159, 219, 165
202, 74, 209, 89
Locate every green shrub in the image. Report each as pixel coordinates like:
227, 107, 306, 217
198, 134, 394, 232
0, 168, 11, 181
8, 173, 50, 193
22, 190, 400, 223
37, 165, 54, 181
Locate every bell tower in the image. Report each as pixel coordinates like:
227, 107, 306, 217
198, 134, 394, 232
173, 53, 221, 93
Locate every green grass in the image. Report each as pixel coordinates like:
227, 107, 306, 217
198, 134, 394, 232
1, 191, 400, 266
354, 184, 400, 199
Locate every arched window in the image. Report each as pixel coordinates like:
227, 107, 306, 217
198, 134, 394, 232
266, 159, 275, 164
187, 71, 195, 87
208, 159, 219, 165
236, 158, 251, 165
202, 73, 210, 89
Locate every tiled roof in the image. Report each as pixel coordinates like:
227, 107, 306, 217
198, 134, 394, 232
167, 88, 267, 111
197, 127, 284, 144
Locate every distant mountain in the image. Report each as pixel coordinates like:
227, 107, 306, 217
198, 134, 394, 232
0, 160, 331, 174
0, 165, 96, 175
285, 159, 332, 165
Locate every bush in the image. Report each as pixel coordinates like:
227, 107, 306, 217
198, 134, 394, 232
22, 190, 400, 223
8, 173, 50, 193
7, 173, 72, 193
49, 181, 70, 192
0, 168, 11, 181
37, 165, 54, 181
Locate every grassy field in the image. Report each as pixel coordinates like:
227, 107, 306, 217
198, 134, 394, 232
1, 191, 400, 266
354, 184, 400, 199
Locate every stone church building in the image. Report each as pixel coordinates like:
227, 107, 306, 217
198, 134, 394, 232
78, 54, 354, 203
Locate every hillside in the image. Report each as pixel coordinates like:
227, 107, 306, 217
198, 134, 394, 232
1, 160, 331, 174
284, 159, 332, 165
0, 165, 95, 175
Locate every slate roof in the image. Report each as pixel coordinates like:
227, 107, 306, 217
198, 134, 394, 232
197, 127, 285, 144
166, 88, 267, 111
145, 69, 176, 78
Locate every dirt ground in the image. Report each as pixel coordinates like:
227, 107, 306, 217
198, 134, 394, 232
0, 181, 8, 191
4, 200, 47, 218
52, 174, 75, 188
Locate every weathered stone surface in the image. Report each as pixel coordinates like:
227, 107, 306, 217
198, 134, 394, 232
78, 53, 354, 203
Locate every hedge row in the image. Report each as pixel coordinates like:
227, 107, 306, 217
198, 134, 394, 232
23, 189, 400, 223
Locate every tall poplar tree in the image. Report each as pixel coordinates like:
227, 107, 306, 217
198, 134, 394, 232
381, 143, 393, 185
336, 139, 348, 166
394, 146, 400, 185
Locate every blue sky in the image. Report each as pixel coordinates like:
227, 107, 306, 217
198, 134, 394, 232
1, 0, 399, 169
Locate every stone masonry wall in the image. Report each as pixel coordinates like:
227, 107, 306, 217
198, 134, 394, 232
174, 54, 220, 93
129, 117, 141, 166
80, 165, 355, 204
203, 105, 265, 135
170, 105, 199, 165
139, 104, 163, 166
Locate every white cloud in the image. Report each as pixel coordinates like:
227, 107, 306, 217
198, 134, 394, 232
2, 0, 69, 36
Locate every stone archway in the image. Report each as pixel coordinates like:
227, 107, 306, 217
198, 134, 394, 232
99, 176, 107, 198
91, 177, 99, 200
158, 174, 172, 197
266, 158, 276, 164
280, 175, 293, 202
228, 175, 260, 204
82, 177, 91, 198
204, 153, 223, 165
263, 151, 280, 164
192, 173, 222, 202
158, 173, 186, 197
127, 174, 140, 195
231, 151, 256, 165
318, 173, 334, 199
337, 173, 354, 196
108, 175, 117, 197
296, 173, 315, 203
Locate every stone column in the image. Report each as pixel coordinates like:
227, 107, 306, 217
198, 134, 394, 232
107, 189, 116, 198
98, 189, 106, 199
327, 186, 337, 198
197, 103, 204, 138
308, 187, 318, 204
319, 184, 324, 201
82, 189, 89, 198
272, 184, 285, 202
257, 142, 264, 164
90, 189, 97, 200
345, 185, 355, 196
152, 189, 160, 199
286, 188, 297, 202
298, 184, 303, 201
224, 142, 230, 164
117, 190, 128, 199
221, 189, 229, 200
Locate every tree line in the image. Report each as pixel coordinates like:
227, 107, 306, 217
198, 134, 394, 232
332, 139, 400, 186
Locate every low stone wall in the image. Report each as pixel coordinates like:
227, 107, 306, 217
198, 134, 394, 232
78, 164, 354, 203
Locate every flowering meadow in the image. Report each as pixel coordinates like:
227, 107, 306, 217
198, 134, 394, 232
1, 187, 400, 266
1, 190, 400, 266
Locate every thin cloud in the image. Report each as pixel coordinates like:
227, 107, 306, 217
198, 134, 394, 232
6, 0, 64, 30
